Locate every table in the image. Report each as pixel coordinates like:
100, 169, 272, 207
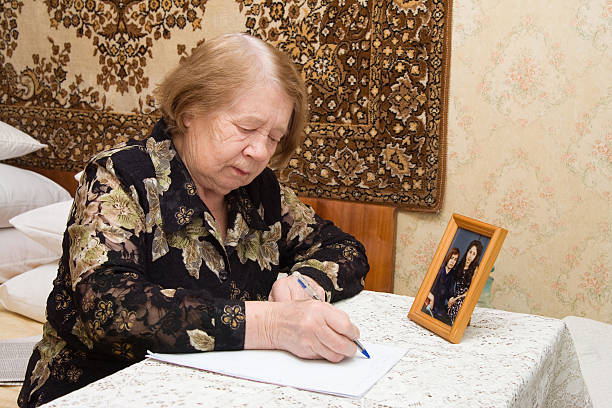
42, 291, 592, 407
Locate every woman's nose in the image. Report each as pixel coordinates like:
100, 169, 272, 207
244, 132, 272, 161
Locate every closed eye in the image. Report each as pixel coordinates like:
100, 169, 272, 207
236, 123, 281, 143
238, 125, 257, 133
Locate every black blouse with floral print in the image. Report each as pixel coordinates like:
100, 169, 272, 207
18, 120, 369, 407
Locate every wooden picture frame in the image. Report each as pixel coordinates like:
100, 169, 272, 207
408, 213, 508, 343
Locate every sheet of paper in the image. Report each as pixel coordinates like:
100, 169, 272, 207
147, 342, 406, 398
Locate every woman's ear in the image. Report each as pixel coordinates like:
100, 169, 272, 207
182, 112, 194, 128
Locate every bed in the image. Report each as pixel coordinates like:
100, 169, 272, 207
0, 123, 72, 406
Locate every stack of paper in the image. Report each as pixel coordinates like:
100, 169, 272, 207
0, 335, 40, 385
147, 342, 406, 398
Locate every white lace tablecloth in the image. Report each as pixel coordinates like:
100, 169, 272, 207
42, 291, 592, 408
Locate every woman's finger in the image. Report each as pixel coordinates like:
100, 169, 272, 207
304, 302, 358, 359
322, 306, 360, 341
265, 299, 360, 362
314, 324, 357, 359
310, 335, 349, 363
268, 276, 293, 301
301, 275, 326, 300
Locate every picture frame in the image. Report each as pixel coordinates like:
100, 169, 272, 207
407, 213, 508, 343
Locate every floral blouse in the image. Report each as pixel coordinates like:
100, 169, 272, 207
18, 120, 369, 407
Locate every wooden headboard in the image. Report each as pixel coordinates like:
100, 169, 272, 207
298, 197, 395, 293
20, 166, 395, 293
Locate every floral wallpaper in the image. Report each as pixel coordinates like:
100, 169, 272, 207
394, 0, 612, 324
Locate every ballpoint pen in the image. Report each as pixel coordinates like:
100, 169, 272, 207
293, 271, 371, 359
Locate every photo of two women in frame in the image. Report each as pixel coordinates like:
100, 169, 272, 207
421, 229, 491, 326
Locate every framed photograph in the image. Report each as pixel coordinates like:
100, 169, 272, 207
408, 213, 508, 343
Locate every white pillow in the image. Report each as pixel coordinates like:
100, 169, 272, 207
0, 121, 47, 160
0, 262, 57, 322
0, 228, 59, 283
0, 163, 71, 228
9, 200, 72, 256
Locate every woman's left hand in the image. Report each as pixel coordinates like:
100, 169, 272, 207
268, 274, 325, 302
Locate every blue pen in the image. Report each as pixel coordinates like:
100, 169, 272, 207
293, 272, 371, 359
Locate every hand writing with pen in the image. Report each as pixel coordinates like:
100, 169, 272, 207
245, 272, 369, 362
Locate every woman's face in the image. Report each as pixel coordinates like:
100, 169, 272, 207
177, 83, 293, 199
447, 253, 458, 269
465, 245, 478, 268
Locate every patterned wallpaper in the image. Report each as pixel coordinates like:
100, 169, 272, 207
394, 0, 612, 324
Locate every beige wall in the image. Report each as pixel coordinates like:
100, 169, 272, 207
394, 0, 612, 324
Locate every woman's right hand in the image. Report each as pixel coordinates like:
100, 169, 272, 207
244, 300, 359, 362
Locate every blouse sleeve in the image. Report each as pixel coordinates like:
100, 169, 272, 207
66, 158, 244, 361
278, 185, 369, 302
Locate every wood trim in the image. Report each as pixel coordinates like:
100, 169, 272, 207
299, 197, 395, 293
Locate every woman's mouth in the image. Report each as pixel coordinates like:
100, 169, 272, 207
233, 167, 249, 176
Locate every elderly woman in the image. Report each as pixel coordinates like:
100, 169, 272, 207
19, 33, 368, 407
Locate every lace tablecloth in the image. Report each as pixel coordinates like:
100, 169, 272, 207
42, 291, 592, 408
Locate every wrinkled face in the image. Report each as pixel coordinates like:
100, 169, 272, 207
465, 245, 478, 268
447, 253, 458, 269
177, 83, 293, 199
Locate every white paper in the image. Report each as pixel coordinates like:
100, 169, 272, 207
147, 342, 406, 398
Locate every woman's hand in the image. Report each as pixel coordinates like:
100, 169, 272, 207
427, 292, 435, 309
448, 294, 465, 309
268, 274, 325, 302
244, 300, 359, 362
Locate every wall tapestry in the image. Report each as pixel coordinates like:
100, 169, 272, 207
0, 0, 452, 211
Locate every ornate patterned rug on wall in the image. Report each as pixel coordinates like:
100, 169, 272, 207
0, 0, 451, 211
